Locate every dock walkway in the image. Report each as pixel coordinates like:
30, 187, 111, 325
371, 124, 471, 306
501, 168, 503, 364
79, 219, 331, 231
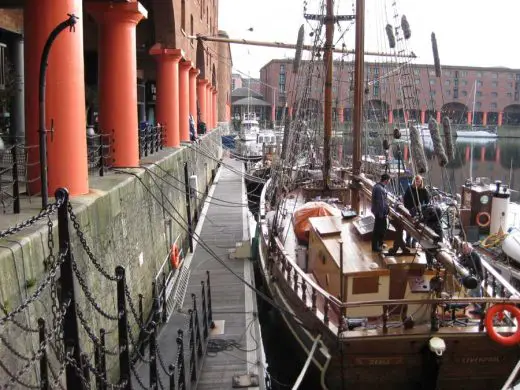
133, 157, 266, 390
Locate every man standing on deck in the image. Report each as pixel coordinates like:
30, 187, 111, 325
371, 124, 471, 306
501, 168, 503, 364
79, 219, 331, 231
371, 173, 390, 252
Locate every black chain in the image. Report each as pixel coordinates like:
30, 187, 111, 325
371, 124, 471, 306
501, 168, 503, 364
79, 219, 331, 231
48, 217, 64, 362
0, 251, 66, 327
127, 323, 152, 364
45, 215, 56, 269
130, 363, 148, 390
157, 369, 165, 390
0, 301, 68, 390
63, 355, 92, 390
67, 203, 119, 281
77, 354, 129, 390
0, 332, 33, 362
0, 200, 62, 239
48, 358, 67, 390
71, 257, 120, 321
76, 305, 118, 356
0, 304, 38, 333
124, 283, 150, 333
156, 344, 173, 376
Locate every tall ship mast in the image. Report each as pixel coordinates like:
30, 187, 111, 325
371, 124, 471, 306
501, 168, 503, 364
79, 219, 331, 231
252, 0, 520, 388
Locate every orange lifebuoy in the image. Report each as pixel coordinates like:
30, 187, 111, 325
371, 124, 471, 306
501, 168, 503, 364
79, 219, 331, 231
170, 244, 180, 269
476, 211, 491, 228
485, 304, 520, 346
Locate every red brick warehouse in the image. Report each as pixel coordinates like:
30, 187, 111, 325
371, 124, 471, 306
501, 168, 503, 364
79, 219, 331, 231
261, 59, 520, 126
0, 0, 232, 197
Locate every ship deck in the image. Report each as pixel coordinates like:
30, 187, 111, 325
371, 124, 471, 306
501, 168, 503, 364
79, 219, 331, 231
269, 188, 491, 337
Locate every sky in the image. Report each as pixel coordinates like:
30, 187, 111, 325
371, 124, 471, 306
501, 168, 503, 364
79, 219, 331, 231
218, 0, 520, 79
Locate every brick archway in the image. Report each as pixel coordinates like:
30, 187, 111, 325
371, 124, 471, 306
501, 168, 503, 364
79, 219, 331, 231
150, 0, 176, 47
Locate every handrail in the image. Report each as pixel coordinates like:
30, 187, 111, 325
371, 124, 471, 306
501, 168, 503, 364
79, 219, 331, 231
452, 236, 520, 298
338, 297, 520, 308
272, 235, 342, 307
481, 260, 520, 297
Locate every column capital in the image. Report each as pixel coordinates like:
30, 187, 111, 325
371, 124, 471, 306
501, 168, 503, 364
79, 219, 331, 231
190, 67, 200, 77
86, 1, 147, 24
149, 44, 184, 61
212, 88, 218, 95
180, 60, 193, 70
198, 78, 209, 87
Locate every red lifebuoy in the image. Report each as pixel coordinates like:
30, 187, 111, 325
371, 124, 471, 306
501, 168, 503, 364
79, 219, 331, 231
170, 244, 180, 269
485, 304, 520, 346
476, 212, 491, 228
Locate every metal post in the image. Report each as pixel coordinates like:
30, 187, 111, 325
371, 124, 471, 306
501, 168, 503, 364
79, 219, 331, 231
80, 353, 90, 389
11, 143, 20, 214
115, 266, 131, 389
177, 330, 186, 389
184, 162, 194, 252
94, 342, 102, 390
206, 271, 213, 326
188, 310, 197, 382
39, 15, 78, 208
138, 293, 145, 357
38, 318, 49, 390
169, 364, 176, 390
162, 272, 168, 323
192, 294, 203, 357
201, 281, 209, 339
100, 328, 107, 390
149, 322, 158, 390
55, 187, 82, 387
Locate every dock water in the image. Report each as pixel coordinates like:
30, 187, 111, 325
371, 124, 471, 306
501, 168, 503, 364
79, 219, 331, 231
133, 157, 265, 390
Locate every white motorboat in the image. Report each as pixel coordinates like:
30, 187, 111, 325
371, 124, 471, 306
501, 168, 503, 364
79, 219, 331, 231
239, 119, 260, 141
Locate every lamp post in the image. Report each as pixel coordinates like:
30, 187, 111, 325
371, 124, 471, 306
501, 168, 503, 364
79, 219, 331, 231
39, 14, 78, 208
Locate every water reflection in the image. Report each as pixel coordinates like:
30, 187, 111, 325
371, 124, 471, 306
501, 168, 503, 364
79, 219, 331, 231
341, 136, 520, 202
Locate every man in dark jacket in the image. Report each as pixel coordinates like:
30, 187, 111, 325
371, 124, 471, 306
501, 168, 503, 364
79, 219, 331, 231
371, 173, 390, 252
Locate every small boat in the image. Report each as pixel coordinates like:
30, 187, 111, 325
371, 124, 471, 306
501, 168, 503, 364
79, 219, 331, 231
239, 118, 260, 141
456, 128, 498, 139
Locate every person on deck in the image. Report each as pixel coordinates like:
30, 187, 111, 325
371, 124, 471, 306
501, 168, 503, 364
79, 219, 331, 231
371, 173, 390, 252
403, 175, 430, 247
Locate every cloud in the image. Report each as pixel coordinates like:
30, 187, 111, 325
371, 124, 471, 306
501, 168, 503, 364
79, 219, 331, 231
219, 0, 520, 78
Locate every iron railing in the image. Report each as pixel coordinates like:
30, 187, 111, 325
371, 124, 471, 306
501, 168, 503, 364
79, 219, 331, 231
0, 125, 168, 214
139, 125, 164, 159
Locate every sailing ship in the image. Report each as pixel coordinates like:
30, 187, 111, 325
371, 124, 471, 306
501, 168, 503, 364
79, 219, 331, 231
254, 0, 520, 389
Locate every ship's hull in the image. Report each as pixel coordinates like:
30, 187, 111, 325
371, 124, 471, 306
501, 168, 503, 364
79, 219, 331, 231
257, 233, 518, 389
257, 184, 519, 390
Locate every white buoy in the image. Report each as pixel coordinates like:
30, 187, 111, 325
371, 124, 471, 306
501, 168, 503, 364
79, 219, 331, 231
428, 337, 446, 356
490, 180, 510, 235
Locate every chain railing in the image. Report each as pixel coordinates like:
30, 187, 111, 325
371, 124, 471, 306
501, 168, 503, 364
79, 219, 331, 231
87, 132, 112, 176
0, 175, 217, 390
139, 125, 164, 159
0, 139, 40, 214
